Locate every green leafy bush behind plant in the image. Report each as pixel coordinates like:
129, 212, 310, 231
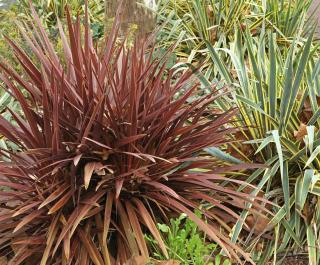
0, 0, 104, 68
1, 0, 104, 38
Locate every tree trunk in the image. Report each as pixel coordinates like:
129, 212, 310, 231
105, 0, 156, 37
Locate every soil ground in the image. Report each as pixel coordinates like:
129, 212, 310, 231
281, 257, 309, 265
265, 256, 309, 265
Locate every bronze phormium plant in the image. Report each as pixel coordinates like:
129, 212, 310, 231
0, 4, 267, 265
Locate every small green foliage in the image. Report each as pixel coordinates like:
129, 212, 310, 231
147, 211, 231, 265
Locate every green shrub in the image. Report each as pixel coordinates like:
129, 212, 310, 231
147, 212, 231, 265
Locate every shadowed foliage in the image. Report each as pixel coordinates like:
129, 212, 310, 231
0, 4, 268, 264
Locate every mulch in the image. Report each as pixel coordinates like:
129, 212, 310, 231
281, 257, 309, 265
265, 256, 309, 265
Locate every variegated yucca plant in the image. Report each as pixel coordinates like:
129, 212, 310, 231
205, 21, 320, 265
156, 0, 320, 263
